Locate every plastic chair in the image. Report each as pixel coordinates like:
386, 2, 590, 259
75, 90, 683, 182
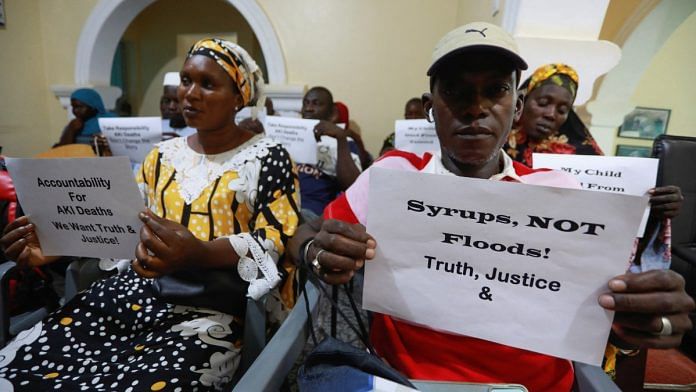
33, 144, 96, 158
232, 280, 320, 392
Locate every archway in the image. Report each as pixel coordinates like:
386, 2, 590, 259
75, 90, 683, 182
74, 0, 286, 86
586, 0, 696, 153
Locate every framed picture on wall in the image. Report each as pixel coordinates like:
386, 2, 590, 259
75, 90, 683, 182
617, 107, 670, 140
615, 144, 652, 158
0, 0, 5, 28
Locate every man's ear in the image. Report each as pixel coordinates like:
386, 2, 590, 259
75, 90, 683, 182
513, 91, 524, 123
422, 93, 433, 121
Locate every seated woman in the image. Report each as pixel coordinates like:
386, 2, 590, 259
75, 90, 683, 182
504, 63, 603, 167
56, 88, 116, 147
288, 23, 694, 392
0, 38, 300, 391
507, 63, 683, 285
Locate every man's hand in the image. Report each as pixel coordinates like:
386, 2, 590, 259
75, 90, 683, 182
599, 270, 695, 349
306, 219, 376, 285
314, 120, 349, 141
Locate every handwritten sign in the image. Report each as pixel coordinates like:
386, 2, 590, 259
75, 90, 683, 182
6, 157, 145, 259
263, 116, 318, 164
533, 153, 658, 236
99, 117, 162, 165
394, 119, 439, 154
364, 167, 647, 365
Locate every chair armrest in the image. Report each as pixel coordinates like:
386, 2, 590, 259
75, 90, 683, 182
232, 281, 320, 392
673, 244, 696, 267
0, 261, 17, 346
573, 362, 620, 392
238, 294, 267, 375
64, 258, 111, 302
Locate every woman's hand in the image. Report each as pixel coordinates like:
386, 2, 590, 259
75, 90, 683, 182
648, 186, 683, 220
306, 219, 376, 285
0, 216, 59, 268
599, 270, 695, 349
314, 120, 349, 142
132, 210, 208, 278
66, 118, 84, 133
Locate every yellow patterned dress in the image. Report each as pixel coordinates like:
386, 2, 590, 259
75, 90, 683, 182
0, 134, 300, 391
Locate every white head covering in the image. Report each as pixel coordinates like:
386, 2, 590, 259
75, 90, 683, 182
163, 72, 180, 87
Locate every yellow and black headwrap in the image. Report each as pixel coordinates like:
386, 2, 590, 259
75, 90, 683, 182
526, 63, 579, 103
187, 38, 264, 108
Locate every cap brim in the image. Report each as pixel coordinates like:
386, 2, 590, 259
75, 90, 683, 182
427, 45, 528, 76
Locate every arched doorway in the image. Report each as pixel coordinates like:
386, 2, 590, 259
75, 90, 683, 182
53, 0, 301, 115
74, 0, 286, 86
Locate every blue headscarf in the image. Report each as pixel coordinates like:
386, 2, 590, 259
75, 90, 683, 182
70, 88, 115, 140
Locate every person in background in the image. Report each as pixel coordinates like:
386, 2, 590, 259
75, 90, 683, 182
265, 96, 275, 116
238, 117, 265, 134
0, 38, 300, 390
380, 97, 426, 156
504, 63, 602, 166
56, 88, 116, 146
506, 64, 685, 381
161, 72, 196, 139
114, 96, 133, 117
333, 101, 373, 169
298, 87, 362, 217
288, 22, 694, 391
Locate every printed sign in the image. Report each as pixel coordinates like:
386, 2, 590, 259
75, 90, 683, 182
6, 157, 145, 259
99, 117, 162, 165
533, 153, 658, 236
394, 119, 439, 154
364, 167, 647, 365
264, 116, 318, 164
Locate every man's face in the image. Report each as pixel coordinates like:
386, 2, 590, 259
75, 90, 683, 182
425, 53, 521, 171
301, 89, 333, 120
161, 85, 186, 128
404, 101, 425, 120
160, 86, 180, 119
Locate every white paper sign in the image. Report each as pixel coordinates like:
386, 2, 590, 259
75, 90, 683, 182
161, 119, 196, 139
533, 153, 658, 236
263, 116, 318, 164
6, 157, 145, 259
99, 117, 162, 165
394, 119, 439, 154
364, 167, 647, 365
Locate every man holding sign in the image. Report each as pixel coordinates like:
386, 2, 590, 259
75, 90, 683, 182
289, 22, 694, 391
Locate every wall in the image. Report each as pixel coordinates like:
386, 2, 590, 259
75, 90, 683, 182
0, 0, 97, 156
626, 10, 696, 150
0, 0, 50, 156
257, 0, 469, 154
121, 0, 264, 116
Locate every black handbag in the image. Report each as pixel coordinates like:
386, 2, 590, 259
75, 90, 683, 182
297, 269, 415, 391
152, 269, 250, 316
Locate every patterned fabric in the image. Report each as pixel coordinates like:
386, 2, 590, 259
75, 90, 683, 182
526, 63, 579, 101
187, 38, 263, 108
0, 136, 301, 391
297, 137, 363, 216
323, 150, 577, 392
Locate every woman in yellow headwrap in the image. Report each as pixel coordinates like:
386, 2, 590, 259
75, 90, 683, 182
0, 38, 300, 391
505, 63, 603, 166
